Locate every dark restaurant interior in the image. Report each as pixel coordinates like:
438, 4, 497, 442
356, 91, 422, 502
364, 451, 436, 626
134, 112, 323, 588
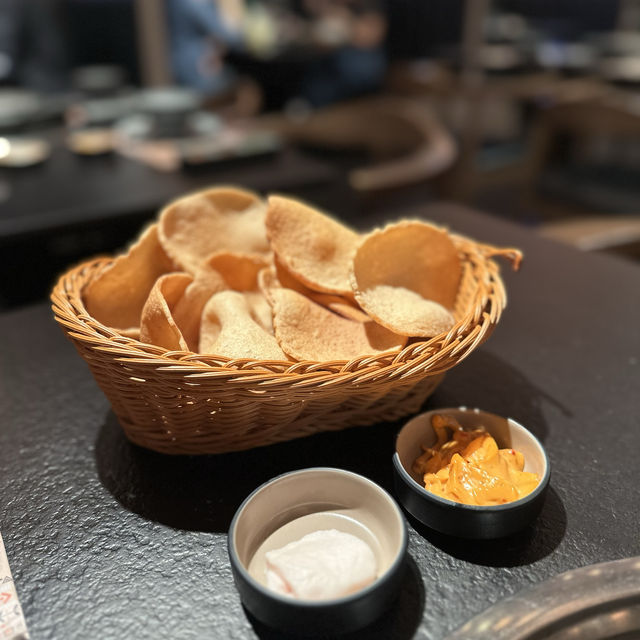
2, 3, 640, 640
2, 0, 640, 308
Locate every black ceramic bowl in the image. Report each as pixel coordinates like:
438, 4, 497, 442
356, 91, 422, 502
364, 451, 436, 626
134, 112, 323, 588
228, 467, 407, 636
393, 408, 550, 539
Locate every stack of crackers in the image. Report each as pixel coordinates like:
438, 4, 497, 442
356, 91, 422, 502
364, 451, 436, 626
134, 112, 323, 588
84, 187, 462, 363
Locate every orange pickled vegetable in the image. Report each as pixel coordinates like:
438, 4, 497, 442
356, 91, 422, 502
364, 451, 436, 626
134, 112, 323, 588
413, 414, 539, 506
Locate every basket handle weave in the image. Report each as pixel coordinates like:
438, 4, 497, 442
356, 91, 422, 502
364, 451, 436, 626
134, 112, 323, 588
477, 244, 523, 271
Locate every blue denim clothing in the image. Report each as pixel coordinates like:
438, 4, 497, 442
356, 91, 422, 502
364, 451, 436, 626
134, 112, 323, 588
302, 45, 386, 107
165, 0, 242, 96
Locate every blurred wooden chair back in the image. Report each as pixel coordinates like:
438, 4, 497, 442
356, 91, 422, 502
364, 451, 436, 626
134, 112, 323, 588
384, 63, 613, 204
526, 96, 640, 216
530, 97, 640, 261
263, 96, 457, 194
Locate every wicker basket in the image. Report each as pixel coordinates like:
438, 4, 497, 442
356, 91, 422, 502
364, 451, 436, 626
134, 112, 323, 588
51, 235, 521, 455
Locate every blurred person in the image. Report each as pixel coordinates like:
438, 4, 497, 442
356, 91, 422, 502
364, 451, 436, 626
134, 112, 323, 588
0, 0, 68, 91
299, 0, 387, 107
165, 0, 246, 98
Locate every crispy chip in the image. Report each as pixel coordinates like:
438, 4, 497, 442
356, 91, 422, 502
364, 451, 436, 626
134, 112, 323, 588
350, 220, 461, 337
140, 273, 193, 351
117, 327, 141, 339
206, 253, 274, 333
312, 294, 371, 323
172, 267, 227, 351
265, 195, 359, 295
271, 287, 406, 361
158, 186, 269, 273
199, 291, 286, 360
257, 266, 279, 305
84, 223, 175, 332
86, 187, 471, 362
206, 252, 269, 290
267, 257, 370, 322
354, 286, 454, 337
172, 252, 270, 349
273, 255, 312, 295
244, 290, 274, 334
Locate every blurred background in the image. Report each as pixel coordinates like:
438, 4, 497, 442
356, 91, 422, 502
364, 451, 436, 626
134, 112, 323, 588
2, 0, 640, 309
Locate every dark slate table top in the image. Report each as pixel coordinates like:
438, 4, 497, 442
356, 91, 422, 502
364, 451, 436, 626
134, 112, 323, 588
1, 202, 639, 639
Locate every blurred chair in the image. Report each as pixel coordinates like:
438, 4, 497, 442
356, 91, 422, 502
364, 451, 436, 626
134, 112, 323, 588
383, 62, 612, 207
525, 95, 640, 217
383, 60, 455, 98
260, 95, 456, 195
431, 84, 531, 202
526, 95, 640, 260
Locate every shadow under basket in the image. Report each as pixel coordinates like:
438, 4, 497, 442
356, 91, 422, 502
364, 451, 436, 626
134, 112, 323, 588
50, 236, 521, 455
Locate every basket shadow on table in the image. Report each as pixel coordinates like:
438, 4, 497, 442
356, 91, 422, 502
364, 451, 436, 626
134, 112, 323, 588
94, 349, 567, 561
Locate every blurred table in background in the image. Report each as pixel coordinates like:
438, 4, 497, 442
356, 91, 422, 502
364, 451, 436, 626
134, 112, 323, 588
0, 127, 339, 308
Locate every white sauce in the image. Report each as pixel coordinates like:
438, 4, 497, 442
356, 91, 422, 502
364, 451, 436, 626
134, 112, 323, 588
264, 529, 377, 600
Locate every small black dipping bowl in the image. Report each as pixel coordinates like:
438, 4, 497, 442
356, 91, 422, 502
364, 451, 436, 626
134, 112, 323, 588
228, 467, 408, 636
393, 408, 550, 539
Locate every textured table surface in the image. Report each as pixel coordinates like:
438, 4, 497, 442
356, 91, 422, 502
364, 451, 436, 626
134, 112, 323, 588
1, 203, 639, 639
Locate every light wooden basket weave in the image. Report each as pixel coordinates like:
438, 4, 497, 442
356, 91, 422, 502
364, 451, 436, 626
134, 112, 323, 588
51, 236, 520, 455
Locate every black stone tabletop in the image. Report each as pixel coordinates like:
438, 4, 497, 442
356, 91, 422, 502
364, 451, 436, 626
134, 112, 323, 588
1, 203, 639, 639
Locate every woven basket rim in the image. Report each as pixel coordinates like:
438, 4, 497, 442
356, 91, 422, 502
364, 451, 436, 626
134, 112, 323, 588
51, 235, 520, 380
